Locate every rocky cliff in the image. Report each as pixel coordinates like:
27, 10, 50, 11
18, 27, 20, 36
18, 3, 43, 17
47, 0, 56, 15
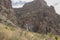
0, 0, 60, 35
15, 0, 60, 35
0, 0, 12, 8
0, 0, 17, 26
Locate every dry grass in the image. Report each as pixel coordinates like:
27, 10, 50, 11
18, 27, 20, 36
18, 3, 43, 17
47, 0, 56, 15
0, 23, 60, 40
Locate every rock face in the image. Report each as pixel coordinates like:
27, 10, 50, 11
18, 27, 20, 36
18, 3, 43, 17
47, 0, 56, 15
0, 0, 12, 8
0, 0, 17, 26
15, 0, 60, 35
0, 0, 60, 35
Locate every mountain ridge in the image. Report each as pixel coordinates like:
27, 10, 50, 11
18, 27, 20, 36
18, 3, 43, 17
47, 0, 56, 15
0, 0, 60, 35
14, 0, 60, 35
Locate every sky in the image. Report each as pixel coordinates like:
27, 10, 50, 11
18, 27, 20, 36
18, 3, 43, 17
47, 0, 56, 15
11, 0, 33, 8
11, 0, 60, 14
12, 0, 33, 2
45, 0, 60, 15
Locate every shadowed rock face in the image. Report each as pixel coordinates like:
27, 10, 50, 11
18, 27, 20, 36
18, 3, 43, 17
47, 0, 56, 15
14, 0, 60, 35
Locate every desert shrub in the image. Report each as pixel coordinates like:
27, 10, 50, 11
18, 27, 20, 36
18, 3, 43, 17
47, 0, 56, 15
0, 19, 2, 22
8, 37, 18, 40
0, 32, 3, 40
55, 36, 58, 40
5, 26, 8, 29
9, 27, 16, 31
49, 33, 53, 37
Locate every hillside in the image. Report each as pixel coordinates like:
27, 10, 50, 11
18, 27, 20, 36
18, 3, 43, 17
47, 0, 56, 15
0, 0, 60, 40
0, 23, 60, 40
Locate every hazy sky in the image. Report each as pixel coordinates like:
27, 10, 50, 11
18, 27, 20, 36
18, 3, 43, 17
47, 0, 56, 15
11, 0, 60, 14
45, 0, 60, 15
12, 0, 33, 3
12, 0, 33, 8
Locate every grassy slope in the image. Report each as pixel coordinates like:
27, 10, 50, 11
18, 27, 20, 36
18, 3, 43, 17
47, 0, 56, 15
0, 23, 60, 40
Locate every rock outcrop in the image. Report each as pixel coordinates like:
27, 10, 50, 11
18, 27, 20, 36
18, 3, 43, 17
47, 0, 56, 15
0, 0, 60, 35
15, 0, 60, 35
0, 0, 17, 26
0, 0, 12, 8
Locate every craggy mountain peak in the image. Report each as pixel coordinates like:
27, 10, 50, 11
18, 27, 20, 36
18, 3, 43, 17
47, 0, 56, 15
0, 0, 60, 35
22, 0, 47, 11
15, 0, 60, 35
34, 0, 47, 4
